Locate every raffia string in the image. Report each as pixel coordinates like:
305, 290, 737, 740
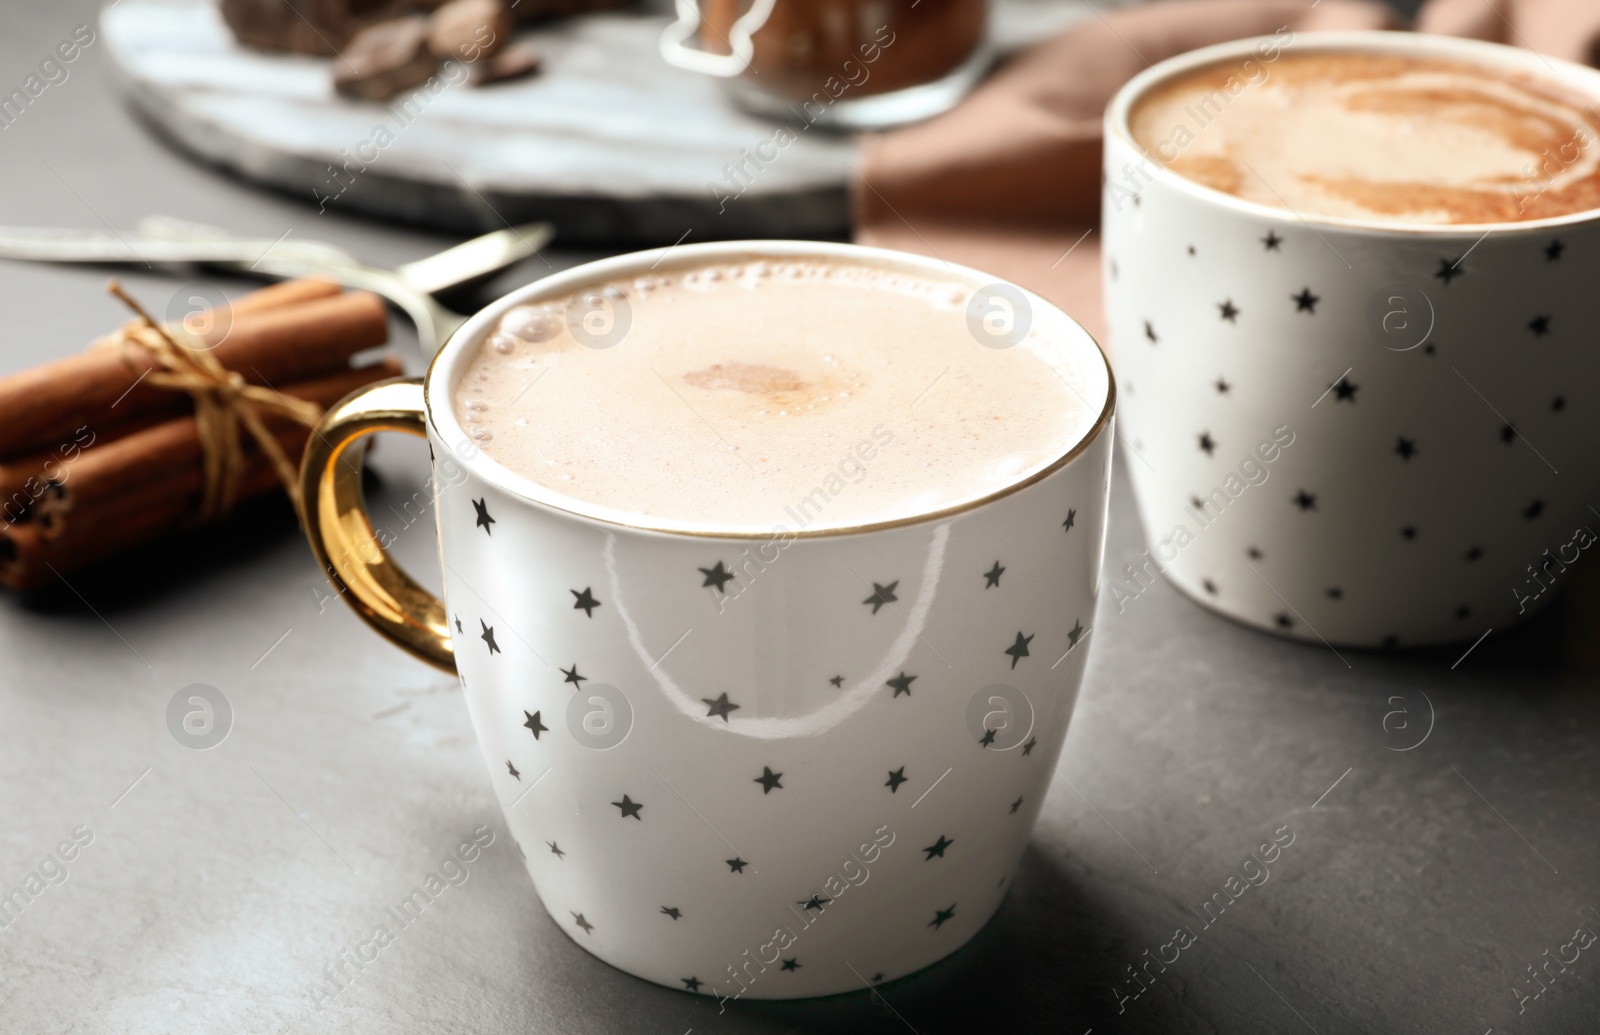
100, 280, 323, 520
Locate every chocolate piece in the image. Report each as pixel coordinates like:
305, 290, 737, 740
429, 0, 512, 62
220, 0, 420, 56
222, 0, 639, 55
333, 17, 440, 102
468, 41, 541, 85
507, 0, 636, 22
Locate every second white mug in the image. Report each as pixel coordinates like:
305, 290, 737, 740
1102, 32, 1600, 648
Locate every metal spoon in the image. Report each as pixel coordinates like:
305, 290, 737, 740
0, 219, 555, 354
138, 217, 555, 354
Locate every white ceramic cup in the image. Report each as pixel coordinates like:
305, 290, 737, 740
1102, 32, 1600, 648
300, 241, 1114, 998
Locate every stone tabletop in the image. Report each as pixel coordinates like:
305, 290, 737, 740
98, 0, 1098, 241
2, 2, 1597, 1033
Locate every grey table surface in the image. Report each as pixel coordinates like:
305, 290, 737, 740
2, 2, 1597, 1033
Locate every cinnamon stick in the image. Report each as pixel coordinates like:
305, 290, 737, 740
168, 276, 342, 337
220, 277, 341, 316
0, 410, 171, 523
32, 358, 404, 537
0, 426, 308, 591
0, 288, 389, 456
0, 359, 404, 590
0, 278, 347, 498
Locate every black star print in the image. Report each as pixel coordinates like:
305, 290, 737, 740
930, 904, 956, 930
699, 561, 736, 593
1332, 376, 1358, 402
1247, 546, 1263, 560
829, 675, 843, 687
1004, 631, 1033, 668
1190, 495, 1206, 511
1262, 230, 1282, 250
1525, 499, 1545, 519
1327, 587, 1343, 600
1145, 320, 1158, 343
1187, 245, 1197, 256
1292, 490, 1317, 511
1067, 619, 1084, 647
886, 767, 908, 792
1202, 579, 1218, 596
1546, 239, 1564, 261
572, 912, 594, 934
727, 857, 748, 873
781, 958, 801, 971
1395, 437, 1416, 460
1401, 526, 1417, 540
1011, 796, 1024, 814
1529, 315, 1551, 336
1423, 343, 1436, 354
703, 692, 741, 722
613, 794, 643, 820
661, 906, 683, 920
454, 616, 463, 634
1063, 508, 1076, 531
1275, 613, 1293, 630
473, 498, 495, 534
1436, 258, 1463, 285
754, 766, 783, 794
571, 587, 601, 617
922, 835, 953, 860
983, 561, 1005, 588
979, 728, 997, 747
886, 672, 916, 698
1199, 431, 1216, 456
1500, 423, 1517, 444
1292, 287, 1319, 313
523, 710, 547, 739
799, 895, 831, 912
506, 761, 520, 779
1455, 605, 1471, 620
1553, 396, 1566, 412
548, 841, 565, 858
1216, 377, 1231, 394
562, 664, 587, 688
863, 581, 899, 614
1218, 299, 1239, 322
682, 977, 702, 992
480, 620, 500, 655
1021, 737, 1037, 756
1465, 546, 1483, 561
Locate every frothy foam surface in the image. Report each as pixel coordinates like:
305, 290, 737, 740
1130, 51, 1600, 224
452, 258, 1098, 530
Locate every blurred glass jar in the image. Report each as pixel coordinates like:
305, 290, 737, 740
661, 0, 990, 130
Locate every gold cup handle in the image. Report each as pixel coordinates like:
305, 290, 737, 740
299, 378, 455, 673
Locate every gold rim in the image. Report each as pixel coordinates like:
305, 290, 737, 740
423, 242, 1116, 540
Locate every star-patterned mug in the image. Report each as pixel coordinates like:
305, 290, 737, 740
1102, 32, 1600, 648
298, 241, 1115, 998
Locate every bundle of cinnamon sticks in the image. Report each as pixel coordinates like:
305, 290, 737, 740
0, 278, 398, 590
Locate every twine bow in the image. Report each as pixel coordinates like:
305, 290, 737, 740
101, 280, 322, 521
